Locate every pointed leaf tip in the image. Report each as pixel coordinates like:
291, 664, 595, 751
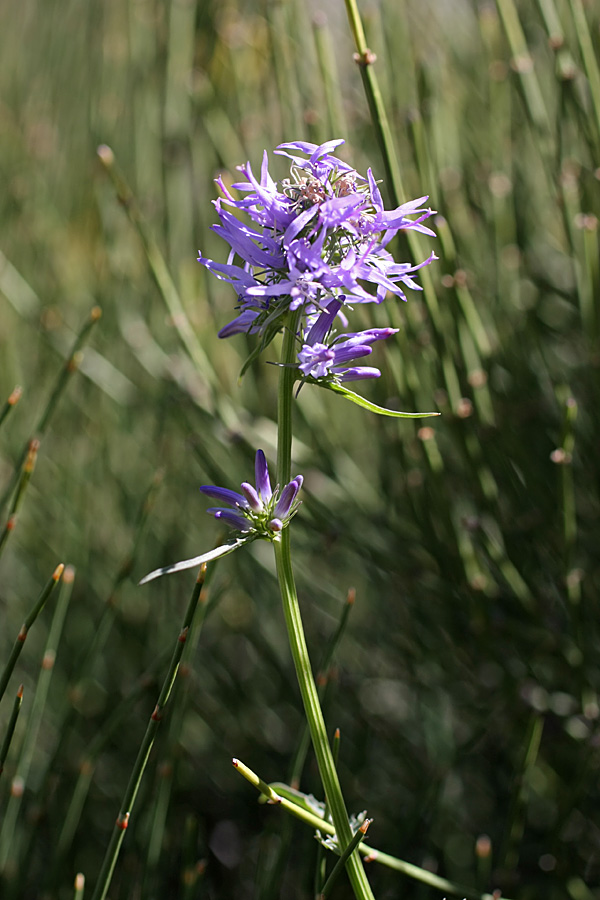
139, 539, 248, 585
315, 382, 440, 418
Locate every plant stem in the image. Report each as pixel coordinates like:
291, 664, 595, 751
0, 564, 64, 708
273, 316, 375, 900
90, 566, 207, 900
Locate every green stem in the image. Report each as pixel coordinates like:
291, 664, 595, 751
90, 566, 208, 900
274, 315, 375, 900
0, 563, 64, 708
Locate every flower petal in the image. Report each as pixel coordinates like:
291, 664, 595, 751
200, 486, 249, 508
255, 450, 272, 503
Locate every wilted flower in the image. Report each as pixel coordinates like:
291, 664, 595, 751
198, 139, 437, 385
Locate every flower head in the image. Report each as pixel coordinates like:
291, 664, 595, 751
198, 139, 437, 379
200, 450, 302, 540
139, 450, 303, 585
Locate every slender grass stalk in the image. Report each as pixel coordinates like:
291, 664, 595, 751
233, 758, 511, 900
494, 0, 551, 134
0, 386, 22, 432
0, 685, 23, 777
96, 145, 216, 397
319, 819, 372, 900
0, 566, 75, 862
314, 727, 341, 897
289, 590, 354, 791
0, 439, 39, 558
312, 13, 349, 142
500, 714, 544, 873
90, 565, 208, 900
0, 563, 64, 708
53, 646, 172, 873
274, 315, 374, 900
0, 307, 101, 516
568, 0, 600, 141
73, 873, 85, 900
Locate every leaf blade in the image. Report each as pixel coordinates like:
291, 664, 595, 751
314, 381, 440, 418
139, 538, 248, 585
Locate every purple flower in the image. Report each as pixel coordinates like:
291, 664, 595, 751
200, 450, 303, 540
298, 326, 399, 383
198, 138, 437, 345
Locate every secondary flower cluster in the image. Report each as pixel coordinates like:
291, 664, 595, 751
200, 450, 302, 539
198, 139, 436, 385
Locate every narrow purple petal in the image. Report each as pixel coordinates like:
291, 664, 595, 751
255, 450, 272, 503
218, 309, 260, 338
332, 344, 372, 365
305, 299, 342, 345
241, 482, 263, 512
274, 479, 301, 518
200, 486, 249, 508
209, 508, 252, 531
336, 366, 381, 382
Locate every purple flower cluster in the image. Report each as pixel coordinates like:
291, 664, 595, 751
198, 139, 436, 384
200, 450, 302, 539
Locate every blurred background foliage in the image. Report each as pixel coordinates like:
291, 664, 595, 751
0, 0, 599, 898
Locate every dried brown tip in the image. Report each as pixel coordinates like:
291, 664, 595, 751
232, 758, 239, 767
97, 144, 114, 166
63, 564, 76, 584
74, 873, 85, 891
53, 563, 65, 582
8, 386, 23, 406
24, 439, 40, 472
359, 817, 373, 835
17, 684, 24, 699
346, 587, 356, 605
91, 306, 102, 321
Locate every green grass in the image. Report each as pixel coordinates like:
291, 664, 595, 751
1, 1, 599, 898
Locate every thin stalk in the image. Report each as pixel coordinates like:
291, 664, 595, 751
0, 685, 23, 777
0, 307, 101, 516
0, 564, 64, 708
568, 0, 600, 142
0, 439, 39, 559
289, 591, 354, 791
0, 386, 22, 432
274, 316, 374, 900
96, 145, 216, 397
233, 758, 510, 900
314, 727, 341, 897
320, 819, 372, 899
73, 873, 85, 900
90, 566, 208, 900
0, 566, 75, 862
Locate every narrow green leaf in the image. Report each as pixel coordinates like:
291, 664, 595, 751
314, 381, 440, 418
139, 538, 249, 585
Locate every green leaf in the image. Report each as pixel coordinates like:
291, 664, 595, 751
139, 538, 249, 585
314, 381, 440, 418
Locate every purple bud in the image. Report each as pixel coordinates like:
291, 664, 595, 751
200, 486, 249, 508
274, 479, 301, 518
207, 508, 251, 531
241, 482, 263, 511
337, 366, 381, 382
255, 450, 272, 503
268, 518, 283, 532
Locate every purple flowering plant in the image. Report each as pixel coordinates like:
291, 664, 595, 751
199, 139, 437, 407
141, 139, 439, 900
